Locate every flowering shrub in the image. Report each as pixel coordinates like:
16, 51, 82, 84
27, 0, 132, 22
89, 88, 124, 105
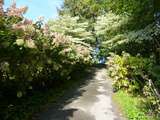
0, 1, 92, 100
0, 2, 93, 119
6, 2, 28, 17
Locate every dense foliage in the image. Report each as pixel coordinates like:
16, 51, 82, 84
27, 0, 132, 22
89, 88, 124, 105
50, 0, 160, 118
107, 53, 160, 117
105, 0, 154, 27
61, 0, 107, 20
0, 1, 92, 119
82, 0, 160, 118
47, 15, 94, 45
107, 52, 152, 92
1, 0, 160, 119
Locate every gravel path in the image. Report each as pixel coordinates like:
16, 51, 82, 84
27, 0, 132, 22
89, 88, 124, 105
36, 68, 124, 120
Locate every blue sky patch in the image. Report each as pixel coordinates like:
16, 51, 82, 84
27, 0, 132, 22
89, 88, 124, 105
4, 0, 64, 21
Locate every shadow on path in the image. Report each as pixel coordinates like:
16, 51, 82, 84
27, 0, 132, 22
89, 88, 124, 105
34, 67, 97, 120
34, 66, 123, 120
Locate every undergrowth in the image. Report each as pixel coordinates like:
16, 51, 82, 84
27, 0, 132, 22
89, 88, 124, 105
113, 91, 158, 120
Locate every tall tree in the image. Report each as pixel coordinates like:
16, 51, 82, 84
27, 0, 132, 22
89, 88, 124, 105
105, 0, 154, 27
48, 15, 94, 46
60, 0, 107, 21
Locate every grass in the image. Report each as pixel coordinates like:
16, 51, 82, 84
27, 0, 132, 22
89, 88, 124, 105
113, 90, 156, 120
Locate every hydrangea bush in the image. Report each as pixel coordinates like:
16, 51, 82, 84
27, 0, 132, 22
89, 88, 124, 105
0, 1, 92, 100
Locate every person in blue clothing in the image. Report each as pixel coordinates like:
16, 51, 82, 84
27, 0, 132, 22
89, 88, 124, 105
91, 38, 106, 64
99, 57, 106, 64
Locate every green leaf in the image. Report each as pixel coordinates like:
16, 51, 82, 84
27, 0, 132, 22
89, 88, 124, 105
17, 91, 23, 98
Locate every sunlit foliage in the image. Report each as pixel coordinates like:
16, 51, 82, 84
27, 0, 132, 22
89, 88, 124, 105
0, 2, 92, 117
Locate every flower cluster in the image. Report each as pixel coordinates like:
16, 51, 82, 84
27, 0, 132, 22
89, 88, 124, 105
12, 19, 33, 30
0, 0, 4, 16
6, 1, 27, 17
75, 44, 90, 57
52, 32, 71, 47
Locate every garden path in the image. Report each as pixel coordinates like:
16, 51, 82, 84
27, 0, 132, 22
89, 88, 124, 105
36, 67, 124, 120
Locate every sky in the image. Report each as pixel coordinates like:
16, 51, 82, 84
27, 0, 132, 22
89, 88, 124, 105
4, 0, 64, 21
